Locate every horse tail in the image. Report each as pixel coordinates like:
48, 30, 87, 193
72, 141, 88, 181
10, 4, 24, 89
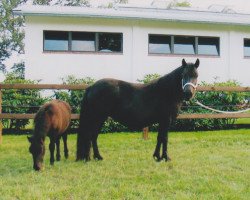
77, 88, 92, 161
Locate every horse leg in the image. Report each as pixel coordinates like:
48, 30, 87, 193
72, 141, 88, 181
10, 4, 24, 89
55, 137, 61, 161
49, 135, 55, 165
62, 133, 69, 159
92, 117, 107, 160
160, 119, 171, 161
153, 119, 171, 162
153, 134, 162, 162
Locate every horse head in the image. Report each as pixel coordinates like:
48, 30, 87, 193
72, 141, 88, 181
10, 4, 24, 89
27, 136, 45, 171
181, 58, 199, 101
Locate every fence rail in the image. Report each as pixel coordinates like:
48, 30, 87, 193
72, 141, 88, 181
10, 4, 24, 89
0, 84, 250, 91
0, 83, 249, 144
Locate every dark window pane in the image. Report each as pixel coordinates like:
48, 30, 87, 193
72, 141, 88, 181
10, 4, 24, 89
44, 31, 68, 51
198, 37, 219, 55
98, 33, 122, 52
244, 39, 250, 57
174, 36, 195, 54
149, 35, 171, 54
72, 32, 95, 51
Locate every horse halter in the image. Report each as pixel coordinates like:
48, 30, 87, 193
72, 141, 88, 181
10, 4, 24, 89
182, 79, 198, 90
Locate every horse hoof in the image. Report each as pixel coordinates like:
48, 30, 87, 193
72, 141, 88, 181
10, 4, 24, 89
94, 155, 103, 161
153, 154, 162, 162
56, 156, 61, 161
162, 155, 171, 162
83, 157, 91, 162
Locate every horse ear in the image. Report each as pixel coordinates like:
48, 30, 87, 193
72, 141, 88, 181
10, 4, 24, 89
195, 59, 200, 68
27, 136, 33, 143
182, 59, 187, 67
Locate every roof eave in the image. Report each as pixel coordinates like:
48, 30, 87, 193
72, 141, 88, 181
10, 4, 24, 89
12, 8, 250, 27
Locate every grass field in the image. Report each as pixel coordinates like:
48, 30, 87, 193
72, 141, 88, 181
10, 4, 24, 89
0, 130, 249, 200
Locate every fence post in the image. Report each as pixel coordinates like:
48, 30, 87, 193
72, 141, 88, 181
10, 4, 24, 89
0, 90, 2, 144
142, 127, 149, 140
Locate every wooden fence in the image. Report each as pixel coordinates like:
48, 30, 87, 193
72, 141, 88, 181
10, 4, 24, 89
0, 84, 249, 143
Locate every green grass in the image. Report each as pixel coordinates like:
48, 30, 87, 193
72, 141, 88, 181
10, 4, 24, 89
0, 130, 249, 200
236, 118, 250, 124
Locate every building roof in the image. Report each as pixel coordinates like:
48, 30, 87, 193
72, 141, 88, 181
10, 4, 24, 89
13, 4, 250, 26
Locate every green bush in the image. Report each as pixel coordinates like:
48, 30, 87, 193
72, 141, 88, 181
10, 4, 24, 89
2, 73, 248, 132
1, 73, 48, 131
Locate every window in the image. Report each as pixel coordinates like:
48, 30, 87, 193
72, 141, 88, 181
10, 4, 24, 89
98, 33, 122, 52
244, 39, 250, 57
43, 31, 123, 53
72, 32, 95, 52
148, 34, 220, 56
44, 31, 69, 51
149, 35, 171, 54
198, 37, 219, 56
174, 36, 195, 55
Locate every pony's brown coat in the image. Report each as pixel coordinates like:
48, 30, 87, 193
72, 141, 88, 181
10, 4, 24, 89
34, 100, 71, 136
29, 100, 71, 170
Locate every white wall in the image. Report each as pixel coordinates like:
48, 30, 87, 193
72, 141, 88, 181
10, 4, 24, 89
25, 16, 134, 83
25, 16, 250, 85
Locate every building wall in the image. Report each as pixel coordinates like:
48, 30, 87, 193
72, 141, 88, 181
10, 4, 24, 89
25, 16, 250, 85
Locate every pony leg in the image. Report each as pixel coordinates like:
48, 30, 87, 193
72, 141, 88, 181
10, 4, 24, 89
49, 136, 55, 165
62, 134, 69, 159
55, 137, 61, 161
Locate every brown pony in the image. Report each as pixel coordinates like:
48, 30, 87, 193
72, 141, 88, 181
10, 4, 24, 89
28, 100, 71, 171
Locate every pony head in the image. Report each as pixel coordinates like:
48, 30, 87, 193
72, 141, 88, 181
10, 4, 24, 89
181, 58, 199, 101
27, 136, 45, 171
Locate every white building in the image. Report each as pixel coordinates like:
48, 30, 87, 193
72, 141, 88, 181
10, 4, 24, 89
14, 4, 250, 85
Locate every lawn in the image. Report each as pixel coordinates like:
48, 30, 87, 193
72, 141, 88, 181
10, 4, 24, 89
0, 130, 249, 200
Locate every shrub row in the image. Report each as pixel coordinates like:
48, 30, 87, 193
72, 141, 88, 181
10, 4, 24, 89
1, 73, 249, 132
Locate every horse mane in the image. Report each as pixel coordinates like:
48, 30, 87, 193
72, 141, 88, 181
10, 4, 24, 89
154, 65, 184, 100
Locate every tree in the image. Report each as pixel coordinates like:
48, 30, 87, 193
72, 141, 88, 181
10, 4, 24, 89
175, 1, 191, 7
11, 61, 25, 79
32, 0, 90, 6
0, 0, 27, 73
33, 0, 53, 5
107, 0, 128, 8
170, 0, 191, 8
55, 0, 90, 6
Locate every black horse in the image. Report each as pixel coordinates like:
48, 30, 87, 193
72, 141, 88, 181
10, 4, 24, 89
77, 59, 199, 162
28, 100, 71, 171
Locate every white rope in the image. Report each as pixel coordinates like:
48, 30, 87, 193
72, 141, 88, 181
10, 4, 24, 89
195, 101, 250, 114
